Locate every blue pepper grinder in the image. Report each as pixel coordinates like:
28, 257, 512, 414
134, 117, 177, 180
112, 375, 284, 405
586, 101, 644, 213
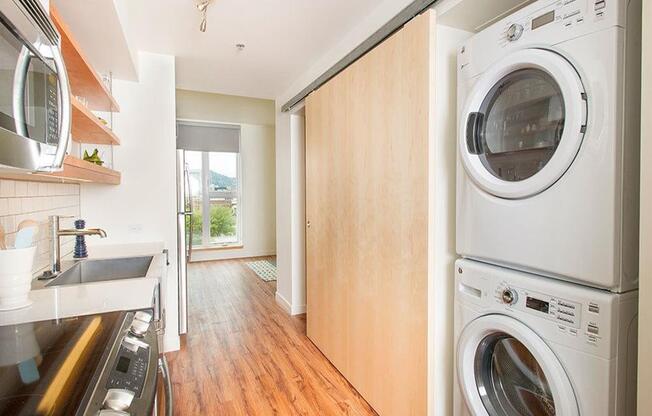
73, 219, 88, 259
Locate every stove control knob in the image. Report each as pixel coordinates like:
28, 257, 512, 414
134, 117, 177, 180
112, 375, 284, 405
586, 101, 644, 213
122, 335, 148, 353
102, 388, 135, 412
506, 23, 524, 41
129, 318, 150, 337
134, 311, 152, 323
98, 410, 130, 416
501, 288, 518, 305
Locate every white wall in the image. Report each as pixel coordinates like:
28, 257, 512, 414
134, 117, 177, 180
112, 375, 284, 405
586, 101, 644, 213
176, 89, 275, 126
638, 0, 652, 411
176, 90, 276, 261
275, 110, 306, 315
428, 22, 473, 416
289, 113, 306, 312
274, 110, 292, 311
80, 52, 179, 352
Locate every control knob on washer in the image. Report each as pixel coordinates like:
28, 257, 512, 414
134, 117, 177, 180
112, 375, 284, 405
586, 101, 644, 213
506, 23, 524, 41
501, 288, 518, 305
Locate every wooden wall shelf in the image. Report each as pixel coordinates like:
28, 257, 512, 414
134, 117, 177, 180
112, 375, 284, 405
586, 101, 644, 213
50, 5, 120, 113
45, 155, 121, 185
0, 156, 121, 185
71, 97, 120, 145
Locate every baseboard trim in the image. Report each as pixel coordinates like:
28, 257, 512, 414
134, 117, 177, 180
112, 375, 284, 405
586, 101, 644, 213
291, 304, 306, 315
275, 291, 292, 314
275, 292, 306, 316
190, 249, 276, 263
163, 333, 181, 353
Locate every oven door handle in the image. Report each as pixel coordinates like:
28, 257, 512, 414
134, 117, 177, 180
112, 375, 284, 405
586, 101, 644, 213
12, 46, 31, 138
158, 355, 173, 416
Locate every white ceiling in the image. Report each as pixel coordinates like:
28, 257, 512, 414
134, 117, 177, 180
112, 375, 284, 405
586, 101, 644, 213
113, 0, 385, 99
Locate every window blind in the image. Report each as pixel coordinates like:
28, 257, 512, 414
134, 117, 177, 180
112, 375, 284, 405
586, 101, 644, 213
176, 122, 241, 153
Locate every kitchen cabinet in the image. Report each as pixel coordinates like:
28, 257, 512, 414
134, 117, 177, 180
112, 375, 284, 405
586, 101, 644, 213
305, 11, 432, 416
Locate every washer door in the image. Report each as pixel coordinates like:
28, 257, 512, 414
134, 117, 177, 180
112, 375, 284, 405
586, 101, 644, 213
460, 49, 587, 199
458, 315, 579, 416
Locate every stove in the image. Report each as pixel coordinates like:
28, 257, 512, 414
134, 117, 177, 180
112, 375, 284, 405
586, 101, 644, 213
0, 309, 170, 415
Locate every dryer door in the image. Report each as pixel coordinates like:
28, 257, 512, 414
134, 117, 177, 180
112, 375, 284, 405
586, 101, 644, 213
460, 49, 587, 199
457, 314, 579, 416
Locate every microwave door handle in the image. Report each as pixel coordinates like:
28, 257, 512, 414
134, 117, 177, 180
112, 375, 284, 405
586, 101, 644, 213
12, 46, 31, 137
50, 44, 71, 171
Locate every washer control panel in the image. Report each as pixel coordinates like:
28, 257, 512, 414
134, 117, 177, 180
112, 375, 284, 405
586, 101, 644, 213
495, 283, 582, 329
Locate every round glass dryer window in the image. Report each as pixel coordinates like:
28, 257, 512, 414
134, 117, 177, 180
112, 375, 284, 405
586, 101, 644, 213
477, 69, 565, 182
474, 332, 556, 416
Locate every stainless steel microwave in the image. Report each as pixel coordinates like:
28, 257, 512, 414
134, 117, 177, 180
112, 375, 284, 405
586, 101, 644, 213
0, 0, 71, 172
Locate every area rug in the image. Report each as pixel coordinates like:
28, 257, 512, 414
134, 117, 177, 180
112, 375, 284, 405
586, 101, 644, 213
246, 259, 277, 282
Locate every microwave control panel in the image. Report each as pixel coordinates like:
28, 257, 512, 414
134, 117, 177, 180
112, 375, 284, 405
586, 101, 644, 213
46, 73, 58, 144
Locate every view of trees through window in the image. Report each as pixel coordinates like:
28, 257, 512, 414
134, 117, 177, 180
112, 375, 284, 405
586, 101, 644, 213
186, 150, 240, 246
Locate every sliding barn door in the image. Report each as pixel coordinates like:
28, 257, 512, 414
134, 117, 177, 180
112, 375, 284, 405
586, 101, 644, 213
305, 11, 431, 416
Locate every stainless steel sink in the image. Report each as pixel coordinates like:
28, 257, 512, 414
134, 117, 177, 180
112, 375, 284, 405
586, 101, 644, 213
44, 256, 154, 287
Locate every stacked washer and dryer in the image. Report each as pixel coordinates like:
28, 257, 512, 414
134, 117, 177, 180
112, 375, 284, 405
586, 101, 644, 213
453, 0, 641, 415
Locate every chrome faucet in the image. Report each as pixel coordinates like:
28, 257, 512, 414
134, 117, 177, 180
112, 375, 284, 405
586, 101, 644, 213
40, 215, 107, 279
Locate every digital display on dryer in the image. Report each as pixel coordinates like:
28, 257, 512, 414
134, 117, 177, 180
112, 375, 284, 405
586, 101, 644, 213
532, 10, 555, 30
526, 297, 550, 313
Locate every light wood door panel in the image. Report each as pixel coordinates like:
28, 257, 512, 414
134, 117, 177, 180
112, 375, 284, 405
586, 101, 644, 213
306, 11, 431, 416
305, 71, 352, 374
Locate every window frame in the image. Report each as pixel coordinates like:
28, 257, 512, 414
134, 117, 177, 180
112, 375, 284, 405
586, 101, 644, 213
177, 118, 243, 249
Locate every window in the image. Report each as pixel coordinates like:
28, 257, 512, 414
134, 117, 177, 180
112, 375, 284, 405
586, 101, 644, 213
186, 150, 241, 247
178, 122, 242, 248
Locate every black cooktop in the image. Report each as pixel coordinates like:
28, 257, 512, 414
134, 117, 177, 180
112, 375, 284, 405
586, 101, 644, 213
0, 311, 125, 416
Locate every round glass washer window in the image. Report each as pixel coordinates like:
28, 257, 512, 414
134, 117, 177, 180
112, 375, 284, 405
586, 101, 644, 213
477, 68, 565, 182
474, 332, 556, 416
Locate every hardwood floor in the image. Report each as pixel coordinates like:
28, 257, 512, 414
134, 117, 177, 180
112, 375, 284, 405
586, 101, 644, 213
167, 258, 378, 416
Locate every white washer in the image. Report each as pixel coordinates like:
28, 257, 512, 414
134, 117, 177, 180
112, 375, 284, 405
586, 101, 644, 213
456, 0, 641, 292
453, 259, 638, 416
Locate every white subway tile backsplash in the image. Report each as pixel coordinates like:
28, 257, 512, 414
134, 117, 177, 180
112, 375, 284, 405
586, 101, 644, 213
27, 181, 38, 197
0, 180, 15, 197
14, 181, 28, 197
0, 179, 80, 276
7, 198, 21, 215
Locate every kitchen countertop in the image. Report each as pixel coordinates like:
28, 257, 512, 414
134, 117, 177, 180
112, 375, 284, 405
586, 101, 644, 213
0, 242, 166, 327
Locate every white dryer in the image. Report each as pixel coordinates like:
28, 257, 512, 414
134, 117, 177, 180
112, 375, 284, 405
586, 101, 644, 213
456, 0, 641, 292
453, 259, 638, 416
